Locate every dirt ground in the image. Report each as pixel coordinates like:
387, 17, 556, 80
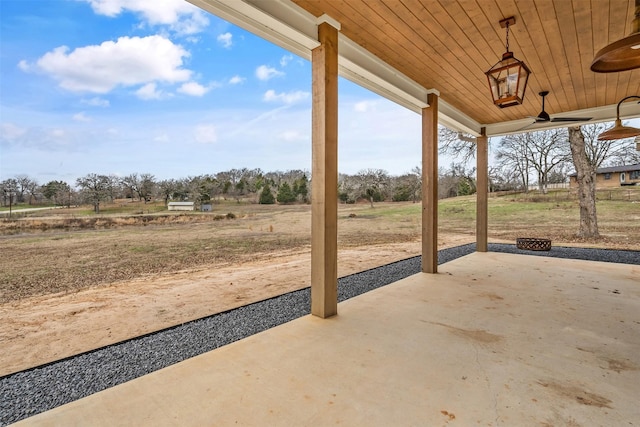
3, 195, 637, 378
0, 234, 477, 377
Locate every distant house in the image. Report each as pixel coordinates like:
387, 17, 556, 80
168, 201, 195, 211
569, 164, 640, 188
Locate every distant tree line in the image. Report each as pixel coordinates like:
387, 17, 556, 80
1, 169, 311, 213
0, 164, 532, 213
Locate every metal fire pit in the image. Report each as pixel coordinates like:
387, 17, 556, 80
516, 237, 552, 251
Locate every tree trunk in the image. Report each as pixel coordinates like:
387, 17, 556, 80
538, 172, 544, 193
568, 127, 599, 238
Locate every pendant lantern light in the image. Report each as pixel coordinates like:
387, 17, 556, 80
485, 17, 531, 108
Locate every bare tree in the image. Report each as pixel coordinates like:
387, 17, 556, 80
14, 175, 37, 204
338, 173, 358, 204
439, 126, 477, 164
184, 175, 224, 205
579, 123, 629, 167
496, 129, 571, 193
121, 174, 139, 200
76, 174, 110, 213
566, 122, 627, 238
495, 134, 531, 191
138, 173, 156, 203
438, 163, 476, 199
157, 179, 178, 206
488, 165, 522, 191
106, 174, 121, 201
527, 130, 571, 192
568, 127, 599, 238
609, 140, 640, 165
355, 169, 390, 207
546, 161, 570, 184
25, 178, 40, 205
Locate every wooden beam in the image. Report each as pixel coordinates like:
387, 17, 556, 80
421, 93, 438, 274
476, 129, 488, 252
311, 21, 339, 318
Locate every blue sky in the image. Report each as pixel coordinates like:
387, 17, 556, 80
0, 0, 428, 185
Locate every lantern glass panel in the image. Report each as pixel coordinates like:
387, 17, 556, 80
517, 65, 529, 100
485, 56, 530, 108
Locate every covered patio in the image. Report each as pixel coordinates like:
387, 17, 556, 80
188, 0, 640, 319
5, 0, 640, 425
12, 251, 640, 426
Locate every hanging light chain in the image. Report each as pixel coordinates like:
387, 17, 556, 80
505, 21, 510, 53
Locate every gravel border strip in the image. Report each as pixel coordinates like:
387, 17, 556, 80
1, 243, 638, 425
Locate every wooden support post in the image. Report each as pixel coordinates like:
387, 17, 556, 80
311, 20, 339, 318
421, 93, 438, 274
476, 129, 488, 252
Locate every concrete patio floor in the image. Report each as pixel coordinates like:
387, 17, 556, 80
14, 252, 640, 426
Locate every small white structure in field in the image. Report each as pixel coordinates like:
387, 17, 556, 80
201, 204, 212, 212
168, 201, 195, 211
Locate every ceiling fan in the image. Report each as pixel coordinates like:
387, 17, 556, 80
529, 91, 592, 123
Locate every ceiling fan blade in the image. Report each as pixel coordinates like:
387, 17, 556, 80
525, 115, 548, 122
516, 120, 538, 132
550, 117, 593, 122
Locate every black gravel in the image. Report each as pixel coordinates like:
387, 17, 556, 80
1, 243, 637, 425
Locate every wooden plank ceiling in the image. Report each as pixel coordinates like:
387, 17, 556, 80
291, 0, 640, 127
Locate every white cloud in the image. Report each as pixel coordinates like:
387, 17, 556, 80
194, 124, 217, 144
354, 100, 377, 112
82, 97, 110, 107
229, 75, 245, 85
263, 89, 309, 105
0, 122, 27, 140
17, 60, 31, 72
178, 81, 209, 97
135, 83, 163, 100
217, 32, 233, 48
82, 0, 209, 35
27, 35, 191, 93
255, 65, 284, 81
280, 54, 293, 67
72, 112, 91, 122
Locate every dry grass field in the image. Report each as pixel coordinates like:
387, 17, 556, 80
0, 190, 638, 375
1, 192, 639, 304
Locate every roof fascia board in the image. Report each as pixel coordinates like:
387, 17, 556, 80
188, 0, 483, 135
187, 0, 319, 59
438, 100, 483, 136
484, 102, 640, 137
